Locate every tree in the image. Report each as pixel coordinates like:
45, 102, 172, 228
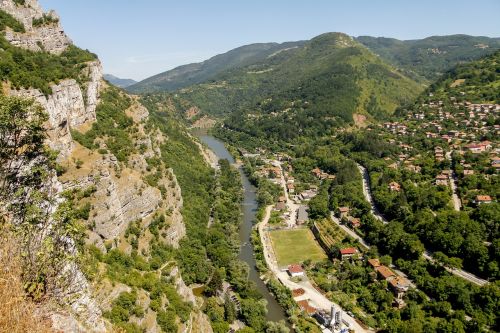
205, 269, 223, 297
265, 320, 290, 333
0, 95, 47, 200
224, 294, 237, 323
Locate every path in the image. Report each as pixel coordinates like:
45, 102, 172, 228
355, 163, 487, 286
259, 206, 370, 333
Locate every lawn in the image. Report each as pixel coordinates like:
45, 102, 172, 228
269, 228, 327, 267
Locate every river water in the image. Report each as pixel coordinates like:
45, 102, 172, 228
193, 131, 289, 323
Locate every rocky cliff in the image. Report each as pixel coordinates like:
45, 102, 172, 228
0, 1, 209, 332
0, 0, 71, 54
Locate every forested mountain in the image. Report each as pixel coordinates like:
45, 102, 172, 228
357, 34, 500, 82
175, 32, 421, 142
127, 41, 305, 93
103, 74, 137, 88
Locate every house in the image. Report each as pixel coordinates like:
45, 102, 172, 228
435, 174, 449, 186
338, 207, 350, 218
463, 170, 474, 176
312, 168, 322, 179
288, 264, 305, 277
376, 265, 396, 281
475, 195, 493, 205
348, 217, 361, 229
467, 143, 485, 153
368, 258, 381, 269
297, 206, 309, 225
278, 196, 286, 203
388, 182, 401, 192
287, 183, 295, 194
340, 247, 358, 260
389, 276, 411, 299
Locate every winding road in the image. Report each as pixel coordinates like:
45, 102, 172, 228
259, 206, 370, 333
355, 163, 487, 286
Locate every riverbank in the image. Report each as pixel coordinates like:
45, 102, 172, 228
193, 131, 290, 324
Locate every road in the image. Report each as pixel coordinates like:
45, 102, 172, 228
445, 152, 462, 211
272, 160, 299, 228
357, 164, 387, 224
330, 213, 370, 250
259, 206, 370, 333
356, 163, 487, 287
423, 251, 487, 286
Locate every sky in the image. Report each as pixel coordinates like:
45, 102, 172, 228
39, 0, 500, 81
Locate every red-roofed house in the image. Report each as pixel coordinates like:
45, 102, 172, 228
338, 207, 350, 218
287, 264, 305, 277
340, 247, 358, 260
475, 195, 493, 205
376, 265, 396, 281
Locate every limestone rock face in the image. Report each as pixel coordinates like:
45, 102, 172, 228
9, 61, 103, 158
0, 0, 72, 54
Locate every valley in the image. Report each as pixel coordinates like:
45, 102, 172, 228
0, 1, 498, 333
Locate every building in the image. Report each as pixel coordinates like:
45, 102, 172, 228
338, 207, 350, 218
297, 205, 309, 225
435, 174, 449, 186
376, 265, 396, 281
286, 183, 295, 194
475, 195, 493, 205
340, 247, 358, 260
463, 170, 474, 176
367, 258, 381, 269
388, 182, 401, 192
348, 217, 361, 229
389, 276, 411, 299
288, 264, 305, 277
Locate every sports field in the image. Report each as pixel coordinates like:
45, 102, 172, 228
269, 228, 327, 267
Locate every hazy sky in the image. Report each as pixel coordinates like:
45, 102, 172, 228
39, 0, 500, 81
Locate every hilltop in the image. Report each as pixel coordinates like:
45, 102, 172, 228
175, 32, 422, 142
127, 41, 306, 93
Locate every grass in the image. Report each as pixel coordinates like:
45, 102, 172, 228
0, 226, 53, 333
269, 228, 327, 267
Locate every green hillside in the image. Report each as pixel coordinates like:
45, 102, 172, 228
426, 49, 500, 103
127, 41, 305, 93
357, 34, 500, 82
177, 33, 422, 142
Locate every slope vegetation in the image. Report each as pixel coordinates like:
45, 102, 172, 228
128, 41, 305, 93
357, 34, 500, 82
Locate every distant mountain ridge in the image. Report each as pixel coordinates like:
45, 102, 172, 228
126, 41, 306, 93
356, 34, 500, 81
103, 74, 137, 88
128, 34, 499, 95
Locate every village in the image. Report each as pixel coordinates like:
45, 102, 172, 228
238, 96, 498, 330
241, 151, 418, 333
378, 98, 499, 209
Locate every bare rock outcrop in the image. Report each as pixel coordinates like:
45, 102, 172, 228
9, 61, 103, 159
0, 0, 72, 54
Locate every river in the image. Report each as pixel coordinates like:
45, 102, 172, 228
193, 131, 289, 324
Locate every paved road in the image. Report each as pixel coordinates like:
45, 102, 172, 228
259, 206, 370, 333
356, 163, 487, 287
357, 164, 387, 224
445, 152, 462, 211
330, 213, 370, 249
423, 251, 487, 286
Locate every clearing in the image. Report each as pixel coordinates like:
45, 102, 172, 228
269, 228, 327, 267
